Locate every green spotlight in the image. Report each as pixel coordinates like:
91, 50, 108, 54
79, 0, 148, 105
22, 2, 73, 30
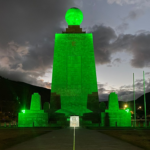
125, 108, 130, 113
22, 110, 25, 113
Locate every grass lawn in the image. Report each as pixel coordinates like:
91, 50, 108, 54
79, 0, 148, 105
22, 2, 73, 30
0, 127, 62, 150
87, 127, 150, 150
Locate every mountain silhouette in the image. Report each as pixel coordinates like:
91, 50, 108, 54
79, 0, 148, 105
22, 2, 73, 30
0, 75, 50, 113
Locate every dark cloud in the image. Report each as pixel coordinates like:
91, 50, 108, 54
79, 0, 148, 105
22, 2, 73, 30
102, 32, 150, 68
0, 0, 74, 87
122, 8, 144, 22
86, 24, 117, 65
0, 0, 74, 47
0, 0, 150, 102
129, 33, 150, 68
109, 34, 135, 52
112, 58, 122, 66
115, 22, 129, 34
86, 23, 150, 69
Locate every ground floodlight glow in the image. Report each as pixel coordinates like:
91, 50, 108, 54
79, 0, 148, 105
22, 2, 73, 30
70, 116, 79, 127
21, 110, 25, 113
125, 108, 130, 113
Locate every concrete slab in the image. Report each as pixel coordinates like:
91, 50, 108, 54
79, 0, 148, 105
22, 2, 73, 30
6, 127, 144, 150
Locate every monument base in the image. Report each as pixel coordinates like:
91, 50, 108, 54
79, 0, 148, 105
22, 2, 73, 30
55, 108, 93, 117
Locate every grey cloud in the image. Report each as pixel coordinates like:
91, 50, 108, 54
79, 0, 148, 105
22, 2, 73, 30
122, 8, 145, 21
98, 83, 119, 101
107, 0, 150, 7
105, 32, 150, 68
115, 23, 129, 34
0, 0, 75, 87
112, 58, 122, 66
145, 72, 150, 76
107, 64, 112, 67
135, 30, 150, 35
87, 24, 117, 65
0, 0, 150, 95
129, 33, 150, 68
118, 78, 150, 101
98, 75, 150, 101
0, 66, 45, 87
110, 34, 135, 52
120, 85, 132, 89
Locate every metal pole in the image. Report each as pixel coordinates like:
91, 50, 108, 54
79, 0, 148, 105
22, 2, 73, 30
73, 126, 75, 150
143, 71, 147, 127
133, 73, 136, 127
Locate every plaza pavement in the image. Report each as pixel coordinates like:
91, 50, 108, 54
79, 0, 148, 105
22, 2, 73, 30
6, 127, 144, 150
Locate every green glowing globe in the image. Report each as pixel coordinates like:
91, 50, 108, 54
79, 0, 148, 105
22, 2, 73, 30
65, 7, 83, 25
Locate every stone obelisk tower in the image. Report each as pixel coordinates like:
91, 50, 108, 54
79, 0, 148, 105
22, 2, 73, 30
50, 7, 99, 118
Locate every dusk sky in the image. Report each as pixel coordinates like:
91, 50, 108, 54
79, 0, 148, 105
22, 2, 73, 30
0, 0, 150, 102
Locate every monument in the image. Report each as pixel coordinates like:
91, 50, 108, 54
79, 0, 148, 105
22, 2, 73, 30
18, 93, 48, 127
50, 7, 99, 123
101, 92, 131, 127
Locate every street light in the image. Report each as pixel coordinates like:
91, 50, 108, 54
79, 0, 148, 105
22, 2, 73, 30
21, 110, 25, 113
124, 104, 128, 109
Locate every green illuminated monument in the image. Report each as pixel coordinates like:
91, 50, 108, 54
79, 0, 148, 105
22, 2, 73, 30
50, 7, 99, 118
101, 92, 131, 127
18, 93, 48, 127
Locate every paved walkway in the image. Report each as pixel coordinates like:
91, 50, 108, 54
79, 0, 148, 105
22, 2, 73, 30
6, 127, 144, 150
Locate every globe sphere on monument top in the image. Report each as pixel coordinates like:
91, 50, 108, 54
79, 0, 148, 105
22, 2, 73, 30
65, 7, 83, 26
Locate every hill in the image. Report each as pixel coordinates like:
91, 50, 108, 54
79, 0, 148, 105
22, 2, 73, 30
1, 75, 150, 114
0, 75, 50, 113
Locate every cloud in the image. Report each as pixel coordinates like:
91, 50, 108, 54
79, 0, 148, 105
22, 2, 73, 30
135, 30, 150, 35
86, 24, 150, 69
107, 0, 150, 7
0, 0, 75, 88
102, 31, 150, 68
118, 77, 150, 101
112, 58, 122, 66
122, 8, 145, 21
145, 72, 150, 76
98, 76, 150, 102
0, 0, 150, 97
86, 24, 117, 65
1, 17, 150, 89
98, 83, 119, 101
129, 33, 150, 68
115, 23, 129, 34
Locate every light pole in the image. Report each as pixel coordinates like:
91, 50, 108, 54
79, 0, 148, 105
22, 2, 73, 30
143, 71, 147, 127
133, 73, 136, 127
